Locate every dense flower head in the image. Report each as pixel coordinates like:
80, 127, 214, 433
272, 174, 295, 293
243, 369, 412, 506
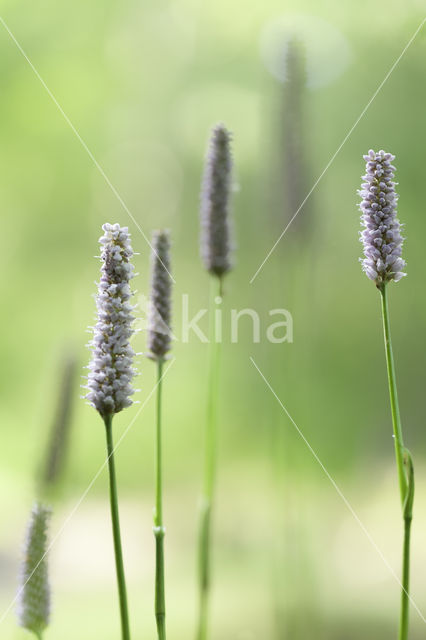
86, 223, 136, 417
200, 123, 234, 278
17, 502, 51, 635
147, 230, 172, 361
359, 150, 406, 286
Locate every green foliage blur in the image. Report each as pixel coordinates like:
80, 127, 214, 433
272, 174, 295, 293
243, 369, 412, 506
1, 0, 426, 637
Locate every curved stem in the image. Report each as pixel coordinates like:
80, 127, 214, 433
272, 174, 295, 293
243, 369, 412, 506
104, 414, 131, 640
154, 359, 166, 640
197, 276, 223, 640
379, 285, 414, 640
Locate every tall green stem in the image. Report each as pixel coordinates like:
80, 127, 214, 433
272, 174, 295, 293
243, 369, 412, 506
104, 414, 131, 640
380, 285, 407, 502
154, 359, 166, 640
197, 276, 223, 640
379, 285, 414, 640
399, 516, 412, 639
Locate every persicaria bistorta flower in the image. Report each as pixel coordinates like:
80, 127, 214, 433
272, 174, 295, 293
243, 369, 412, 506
200, 123, 234, 278
147, 230, 172, 361
17, 502, 51, 636
359, 150, 406, 286
86, 223, 136, 417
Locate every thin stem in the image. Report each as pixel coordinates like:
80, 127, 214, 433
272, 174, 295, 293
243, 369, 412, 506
400, 449, 414, 640
154, 359, 166, 640
379, 284, 414, 640
104, 414, 131, 640
204, 278, 222, 499
399, 517, 412, 639
379, 285, 407, 503
197, 276, 222, 640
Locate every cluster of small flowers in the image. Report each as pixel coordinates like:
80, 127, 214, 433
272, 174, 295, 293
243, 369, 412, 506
86, 223, 136, 418
147, 230, 172, 361
359, 149, 406, 286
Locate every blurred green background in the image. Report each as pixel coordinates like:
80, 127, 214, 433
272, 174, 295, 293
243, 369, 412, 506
1, 0, 426, 638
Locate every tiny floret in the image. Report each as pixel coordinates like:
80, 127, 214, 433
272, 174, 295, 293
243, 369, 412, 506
17, 502, 51, 635
147, 230, 172, 361
86, 223, 136, 417
200, 123, 234, 278
359, 150, 406, 286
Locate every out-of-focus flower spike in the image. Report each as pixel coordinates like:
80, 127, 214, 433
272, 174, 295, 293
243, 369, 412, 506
200, 124, 234, 279
17, 502, 51, 637
147, 230, 172, 361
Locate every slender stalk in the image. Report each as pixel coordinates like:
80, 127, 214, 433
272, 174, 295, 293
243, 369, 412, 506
400, 448, 414, 640
399, 517, 412, 639
380, 285, 407, 502
379, 284, 414, 640
104, 414, 131, 640
197, 276, 222, 640
154, 359, 166, 640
